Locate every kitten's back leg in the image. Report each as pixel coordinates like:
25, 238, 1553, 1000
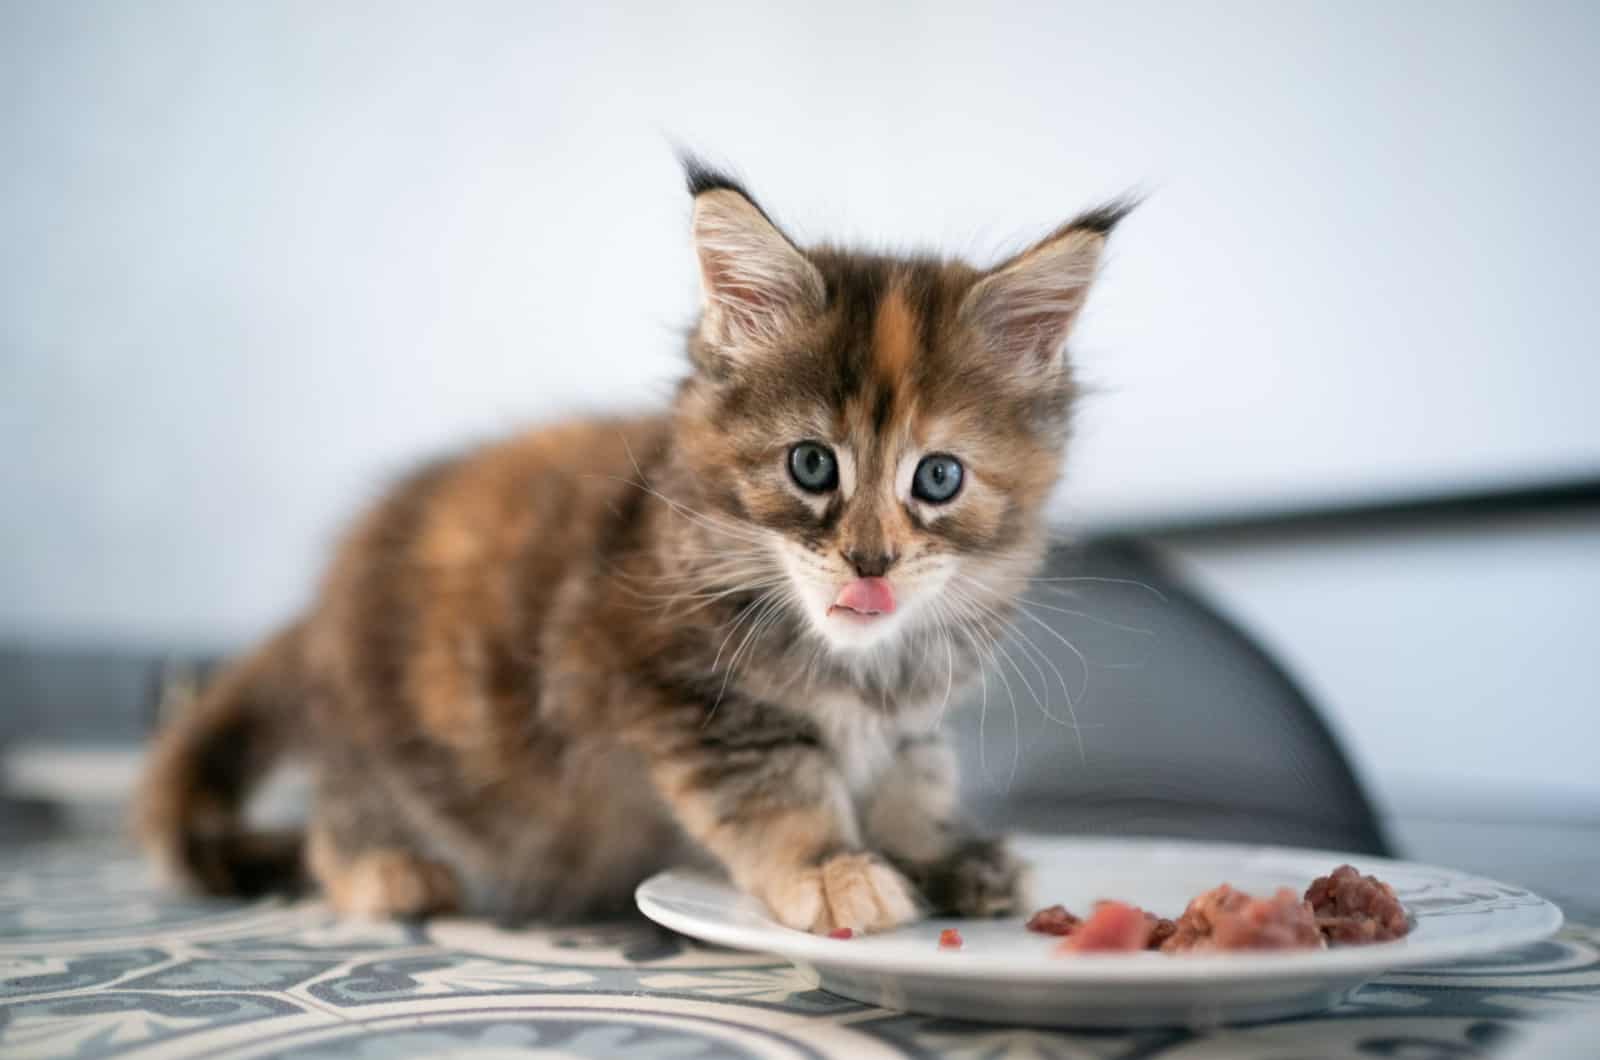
307, 830, 461, 919
306, 815, 461, 919
304, 767, 463, 919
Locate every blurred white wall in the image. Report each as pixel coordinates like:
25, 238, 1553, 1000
3, 2, 1597, 812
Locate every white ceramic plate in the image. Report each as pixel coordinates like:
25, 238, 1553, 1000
636, 836, 1564, 1028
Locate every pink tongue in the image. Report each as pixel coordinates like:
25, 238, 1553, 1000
830, 577, 896, 616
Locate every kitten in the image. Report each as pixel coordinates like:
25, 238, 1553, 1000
137, 159, 1127, 934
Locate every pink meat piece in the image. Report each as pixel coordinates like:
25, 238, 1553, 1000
1160, 884, 1324, 953
1055, 900, 1153, 953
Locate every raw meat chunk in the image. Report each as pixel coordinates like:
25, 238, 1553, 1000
1056, 901, 1153, 953
1160, 884, 1323, 953
1305, 865, 1409, 944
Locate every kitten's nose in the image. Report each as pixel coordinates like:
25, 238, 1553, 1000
842, 549, 897, 579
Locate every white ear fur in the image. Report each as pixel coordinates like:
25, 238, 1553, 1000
961, 227, 1108, 371
692, 189, 824, 352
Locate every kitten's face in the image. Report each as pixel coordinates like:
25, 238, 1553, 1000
675, 168, 1121, 657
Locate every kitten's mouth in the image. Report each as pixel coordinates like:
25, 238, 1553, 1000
827, 577, 896, 620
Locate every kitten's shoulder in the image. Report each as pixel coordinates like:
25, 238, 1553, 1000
320, 414, 669, 603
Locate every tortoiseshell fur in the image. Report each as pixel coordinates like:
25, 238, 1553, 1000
138, 161, 1126, 933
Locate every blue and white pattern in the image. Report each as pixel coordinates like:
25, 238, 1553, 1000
1, 842, 1597, 1059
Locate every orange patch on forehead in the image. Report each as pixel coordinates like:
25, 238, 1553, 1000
871, 286, 920, 389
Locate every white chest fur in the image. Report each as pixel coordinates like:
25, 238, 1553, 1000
807, 694, 924, 795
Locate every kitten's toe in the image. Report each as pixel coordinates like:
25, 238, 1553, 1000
762, 853, 923, 935
820, 852, 922, 933
917, 837, 1032, 918
764, 867, 828, 933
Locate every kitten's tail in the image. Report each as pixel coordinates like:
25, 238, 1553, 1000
135, 621, 309, 896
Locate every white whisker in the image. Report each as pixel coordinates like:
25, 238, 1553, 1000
946, 590, 1029, 791
1017, 596, 1153, 636
994, 573, 1169, 603
952, 573, 1088, 765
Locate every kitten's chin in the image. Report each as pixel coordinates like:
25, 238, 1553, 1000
815, 606, 906, 654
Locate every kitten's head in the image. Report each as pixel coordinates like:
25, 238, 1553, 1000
673, 159, 1127, 656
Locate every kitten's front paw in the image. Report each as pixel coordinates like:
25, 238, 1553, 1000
764, 852, 923, 935
916, 837, 1032, 918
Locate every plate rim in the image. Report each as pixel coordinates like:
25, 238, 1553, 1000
634, 835, 1565, 984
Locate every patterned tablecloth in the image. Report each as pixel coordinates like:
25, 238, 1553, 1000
3, 842, 1598, 1060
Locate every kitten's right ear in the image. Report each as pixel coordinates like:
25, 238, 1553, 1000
961, 199, 1136, 374
685, 159, 824, 354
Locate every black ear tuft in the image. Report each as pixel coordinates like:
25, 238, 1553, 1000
680, 151, 755, 200
678, 150, 797, 246
1066, 195, 1141, 236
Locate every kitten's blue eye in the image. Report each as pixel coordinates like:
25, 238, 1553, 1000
912, 454, 963, 503
788, 441, 839, 493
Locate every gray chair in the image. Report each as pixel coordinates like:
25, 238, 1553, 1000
949, 538, 1390, 856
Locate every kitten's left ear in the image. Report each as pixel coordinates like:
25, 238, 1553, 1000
961, 200, 1135, 371
686, 159, 825, 353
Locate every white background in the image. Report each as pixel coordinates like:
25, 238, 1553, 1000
4, 2, 1597, 815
